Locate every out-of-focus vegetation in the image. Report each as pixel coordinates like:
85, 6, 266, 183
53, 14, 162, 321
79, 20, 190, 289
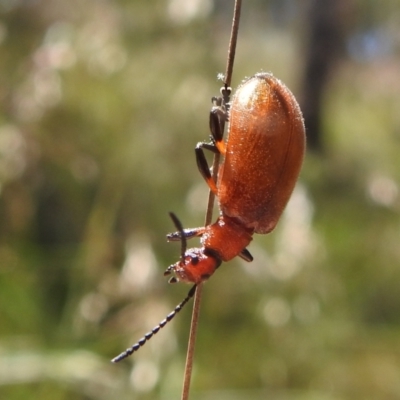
1, 0, 400, 399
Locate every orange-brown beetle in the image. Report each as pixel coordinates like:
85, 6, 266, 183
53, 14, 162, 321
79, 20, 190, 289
165, 72, 305, 284
112, 72, 305, 362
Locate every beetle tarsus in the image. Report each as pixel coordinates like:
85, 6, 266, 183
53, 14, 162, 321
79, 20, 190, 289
167, 227, 205, 241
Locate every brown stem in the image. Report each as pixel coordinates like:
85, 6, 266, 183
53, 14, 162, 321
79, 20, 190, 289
180, 1, 242, 399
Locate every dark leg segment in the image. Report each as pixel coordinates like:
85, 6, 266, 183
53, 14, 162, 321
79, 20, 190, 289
195, 146, 218, 195
238, 248, 253, 262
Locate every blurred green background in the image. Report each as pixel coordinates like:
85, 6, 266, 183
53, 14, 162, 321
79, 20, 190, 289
1, 0, 400, 399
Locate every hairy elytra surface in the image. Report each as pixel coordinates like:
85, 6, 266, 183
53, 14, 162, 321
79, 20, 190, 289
218, 72, 305, 234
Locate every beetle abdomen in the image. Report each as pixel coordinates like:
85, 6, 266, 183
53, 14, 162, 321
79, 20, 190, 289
218, 73, 305, 234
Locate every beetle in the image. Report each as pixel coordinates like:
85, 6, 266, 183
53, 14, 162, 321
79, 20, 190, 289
164, 72, 305, 284
111, 72, 305, 362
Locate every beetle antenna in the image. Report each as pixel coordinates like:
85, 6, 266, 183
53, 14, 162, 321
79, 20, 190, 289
111, 284, 197, 363
169, 212, 187, 262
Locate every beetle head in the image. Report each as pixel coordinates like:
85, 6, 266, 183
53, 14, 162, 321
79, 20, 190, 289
164, 247, 221, 284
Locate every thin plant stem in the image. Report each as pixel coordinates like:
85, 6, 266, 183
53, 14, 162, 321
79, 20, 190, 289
180, 1, 242, 399
224, 0, 242, 87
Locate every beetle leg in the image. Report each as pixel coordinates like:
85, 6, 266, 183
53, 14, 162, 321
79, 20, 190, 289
238, 248, 253, 262
195, 145, 218, 195
197, 142, 219, 154
193, 92, 230, 194
167, 227, 205, 242
209, 106, 226, 155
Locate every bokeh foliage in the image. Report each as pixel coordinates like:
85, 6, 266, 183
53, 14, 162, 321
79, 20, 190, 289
1, 1, 400, 399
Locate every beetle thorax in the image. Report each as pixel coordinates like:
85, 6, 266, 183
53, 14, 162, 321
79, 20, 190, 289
201, 216, 253, 262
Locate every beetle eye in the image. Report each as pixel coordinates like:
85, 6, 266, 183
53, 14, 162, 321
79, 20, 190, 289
191, 256, 199, 265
